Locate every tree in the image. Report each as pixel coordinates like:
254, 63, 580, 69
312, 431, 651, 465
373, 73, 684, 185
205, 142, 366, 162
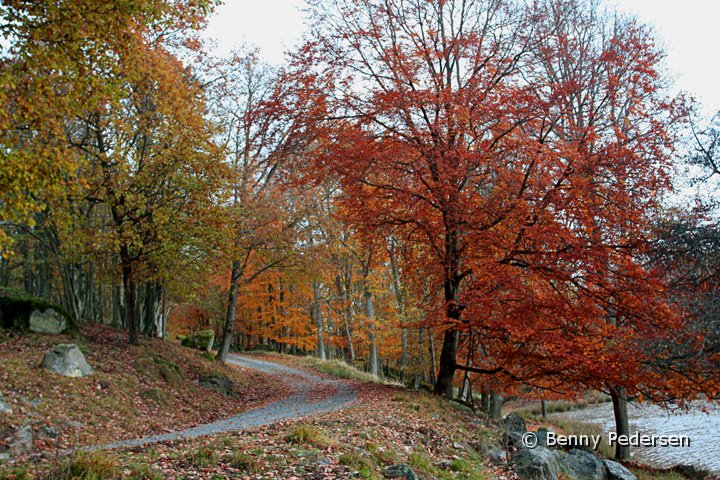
207, 53, 321, 361
0, 0, 216, 254
295, 0, 696, 416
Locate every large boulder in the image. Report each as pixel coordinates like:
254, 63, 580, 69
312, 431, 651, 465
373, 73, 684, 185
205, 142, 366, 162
198, 374, 236, 398
502, 413, 528, 446
41, 344, 93, 377
558, 449, 607, 480
181, 329, 215, 351
512, 446, 560, 480
0, 294, 72, 332
603, 460, 636, 480
29, 308, 68, 334
534, 428, 554, 448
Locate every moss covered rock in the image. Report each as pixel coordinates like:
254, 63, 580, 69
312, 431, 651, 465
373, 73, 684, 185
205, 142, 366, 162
181, 329, 214, 351
0, 293, 73, 334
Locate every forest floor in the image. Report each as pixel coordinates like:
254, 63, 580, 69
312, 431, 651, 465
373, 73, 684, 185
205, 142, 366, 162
0, 328, 706, 480
0, 327, 516, 479
0, 325, 284, 468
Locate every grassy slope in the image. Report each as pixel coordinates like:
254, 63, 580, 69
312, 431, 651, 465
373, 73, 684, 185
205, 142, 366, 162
3, 352, 512, 480
0, 324, 282, 462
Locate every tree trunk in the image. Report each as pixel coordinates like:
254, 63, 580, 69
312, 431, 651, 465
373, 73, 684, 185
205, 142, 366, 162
336, 275, 355, 363
489, 390, 503, 420
610, 387, 631, 460
481, 386, 490, 413
428, 330, 437, 385
120, 245, 139, 345
541, 399, 548, 419
435, 329, 458, 397
141, 282, 165, 338
313, 281, 326, 360
217, 259, 242, 362
389, 242, 408, 383
365, 287, 379, 376
434, 228, 463, 397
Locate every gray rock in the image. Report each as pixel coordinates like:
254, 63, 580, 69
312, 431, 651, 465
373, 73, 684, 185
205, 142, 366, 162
7, 425, 33, 456
0, 392, 12, 415
502, 413, 528, 446
29, 308, 67, 334
513, 446, 560, 480
38, 425, 59, 439
384, 464, 419, 479
41, 344, 93, 377
488, 446, 508, 465
452, 441, 465, 450
198, 374, 236, 398
603, 460, 636, 480
558, 449, 607, 480
534, 428, 553, 447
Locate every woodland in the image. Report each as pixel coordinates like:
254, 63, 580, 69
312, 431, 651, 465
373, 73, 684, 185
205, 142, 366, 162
1, 0, 720, 468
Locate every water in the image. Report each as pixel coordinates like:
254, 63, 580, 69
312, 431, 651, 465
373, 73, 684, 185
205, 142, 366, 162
551, 402, 720, 474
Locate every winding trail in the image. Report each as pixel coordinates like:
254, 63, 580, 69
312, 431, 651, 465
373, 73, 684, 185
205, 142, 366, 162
92, 354, 357, 451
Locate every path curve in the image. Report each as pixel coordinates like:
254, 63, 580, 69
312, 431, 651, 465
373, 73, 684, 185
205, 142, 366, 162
92, 354, 357, 451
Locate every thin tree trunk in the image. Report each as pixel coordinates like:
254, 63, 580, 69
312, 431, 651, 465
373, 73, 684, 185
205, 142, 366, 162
541, 399, 548, 419
313, 281, 326, 360
120, 245, 139, 345
428, 330, 437, 385
489, 390, 503, 420
389, 241, 408, 383
217, 259, 242, 362
336, 274, 355, 363
610, 386, 631, 460
481, 386, 490, 413
365, 287, 379, 376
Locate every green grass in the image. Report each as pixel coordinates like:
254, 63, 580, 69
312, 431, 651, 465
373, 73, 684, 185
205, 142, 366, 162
631, 469, 687, 480
188, 446, 218, 468
285, 424, 334, 448
300, 357, 389, 383
339, 452, 380, 479
516, 395, 611, 418
228, 452, 260, 473
47, 452, 120, 480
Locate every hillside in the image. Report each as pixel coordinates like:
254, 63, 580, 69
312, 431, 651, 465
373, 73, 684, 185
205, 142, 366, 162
0, 324, 283, 461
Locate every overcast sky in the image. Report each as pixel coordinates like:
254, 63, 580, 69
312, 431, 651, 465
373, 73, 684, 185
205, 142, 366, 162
203, 0, 720, 115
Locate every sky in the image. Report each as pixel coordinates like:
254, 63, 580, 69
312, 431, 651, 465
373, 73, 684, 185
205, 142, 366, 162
203, 0, 720, 114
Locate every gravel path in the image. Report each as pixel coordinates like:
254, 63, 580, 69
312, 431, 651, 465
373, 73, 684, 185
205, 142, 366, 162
91, 354, 357, 451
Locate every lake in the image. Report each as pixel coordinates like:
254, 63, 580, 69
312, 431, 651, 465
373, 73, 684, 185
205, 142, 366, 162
551, 401, 720, 474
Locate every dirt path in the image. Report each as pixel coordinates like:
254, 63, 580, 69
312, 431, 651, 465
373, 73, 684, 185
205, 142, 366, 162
92, 354, 357, 451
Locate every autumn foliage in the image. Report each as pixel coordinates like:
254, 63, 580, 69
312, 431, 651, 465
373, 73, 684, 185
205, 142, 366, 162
1, 0, 719, 455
